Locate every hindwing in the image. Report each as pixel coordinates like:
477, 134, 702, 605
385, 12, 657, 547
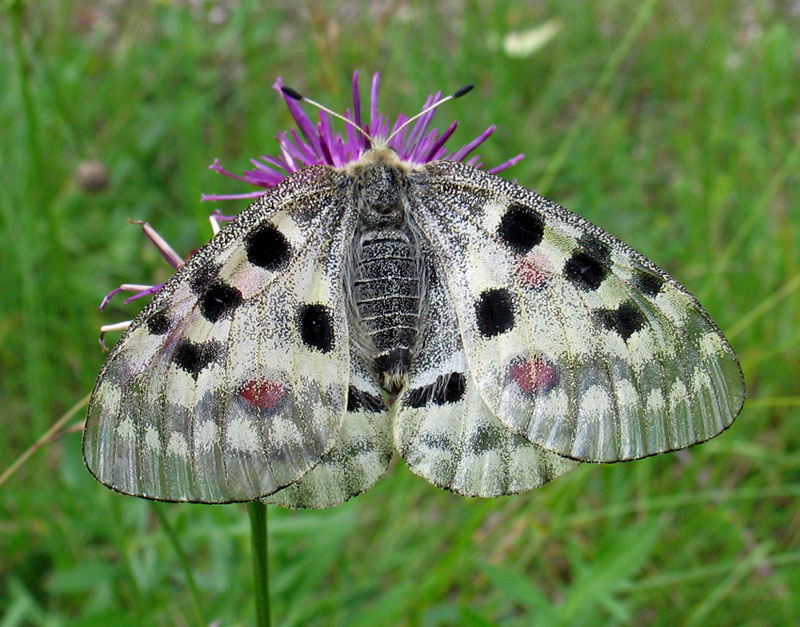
394, 237, 579, 497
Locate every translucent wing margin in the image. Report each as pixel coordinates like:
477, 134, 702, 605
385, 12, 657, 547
409, 161, 744, 463
84, 167, 358, 502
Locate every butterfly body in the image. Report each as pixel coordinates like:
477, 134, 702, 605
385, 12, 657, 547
348, 148, 424, 389
85, 141, 743, 507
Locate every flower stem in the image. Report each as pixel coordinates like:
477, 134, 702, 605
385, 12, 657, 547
248, 501, 271, 627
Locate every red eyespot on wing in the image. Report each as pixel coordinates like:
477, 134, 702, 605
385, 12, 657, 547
509, 357, 558, 396
240, 378, 284, 411
515, 254, 551, 289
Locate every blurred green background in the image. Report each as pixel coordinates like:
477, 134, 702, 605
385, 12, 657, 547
2, 1, 799, 625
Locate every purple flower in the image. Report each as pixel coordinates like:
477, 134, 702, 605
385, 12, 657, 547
202, 71, 523, 201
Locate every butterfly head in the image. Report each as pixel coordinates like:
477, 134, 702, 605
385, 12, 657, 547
349, 152, 409, 226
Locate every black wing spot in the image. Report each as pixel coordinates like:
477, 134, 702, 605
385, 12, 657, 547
434, 372, 466, 404
298, 303, 335, 353
564, 251, 607, 291
146, 311, 171, 335
497, 203, 544, 254
578, 233, 611, 261
190, 262, 220, 295
199, 282, 243, 322
347, 386, 385, 413
405, 372, 466, 408
173, 340, 223, 379
475, 288, 515, 337
246, 224, 291, 270
405, 385, 430, 409
635, 271, 665, 297
595, 301, 646, 341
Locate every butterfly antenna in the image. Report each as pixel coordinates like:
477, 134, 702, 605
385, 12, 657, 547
281, 85, 373, 143
385, 84, 474, 144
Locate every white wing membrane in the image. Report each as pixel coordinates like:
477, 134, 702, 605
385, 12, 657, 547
410, 161, 744, 463
84, 168, 360, 502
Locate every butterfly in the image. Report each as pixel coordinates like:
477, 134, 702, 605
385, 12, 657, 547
84, 74, 744, 508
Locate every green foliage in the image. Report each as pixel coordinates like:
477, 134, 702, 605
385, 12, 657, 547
1, 0, 798, 624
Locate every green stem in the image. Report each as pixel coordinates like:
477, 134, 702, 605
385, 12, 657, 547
248, 501, 271, 627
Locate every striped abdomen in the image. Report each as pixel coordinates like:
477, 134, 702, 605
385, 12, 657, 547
353, 227, 421, 386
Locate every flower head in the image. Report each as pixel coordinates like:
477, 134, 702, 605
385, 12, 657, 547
202, 71, 523, 201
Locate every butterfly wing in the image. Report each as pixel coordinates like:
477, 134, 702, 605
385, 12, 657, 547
393, 237, 579, 497
407, 160, 744, 463
84, 167, 361, 502
263, 346, 392, 509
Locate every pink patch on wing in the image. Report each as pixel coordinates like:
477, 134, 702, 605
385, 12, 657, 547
231, 266, 267, 299
240, 378, 284, 411
509, 357, 558, 395
515, 252, 552, 289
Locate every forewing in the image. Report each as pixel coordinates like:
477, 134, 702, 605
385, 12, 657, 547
394, 240, 579, 497
84, 167, 356, 502
409, 161, 744, 463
